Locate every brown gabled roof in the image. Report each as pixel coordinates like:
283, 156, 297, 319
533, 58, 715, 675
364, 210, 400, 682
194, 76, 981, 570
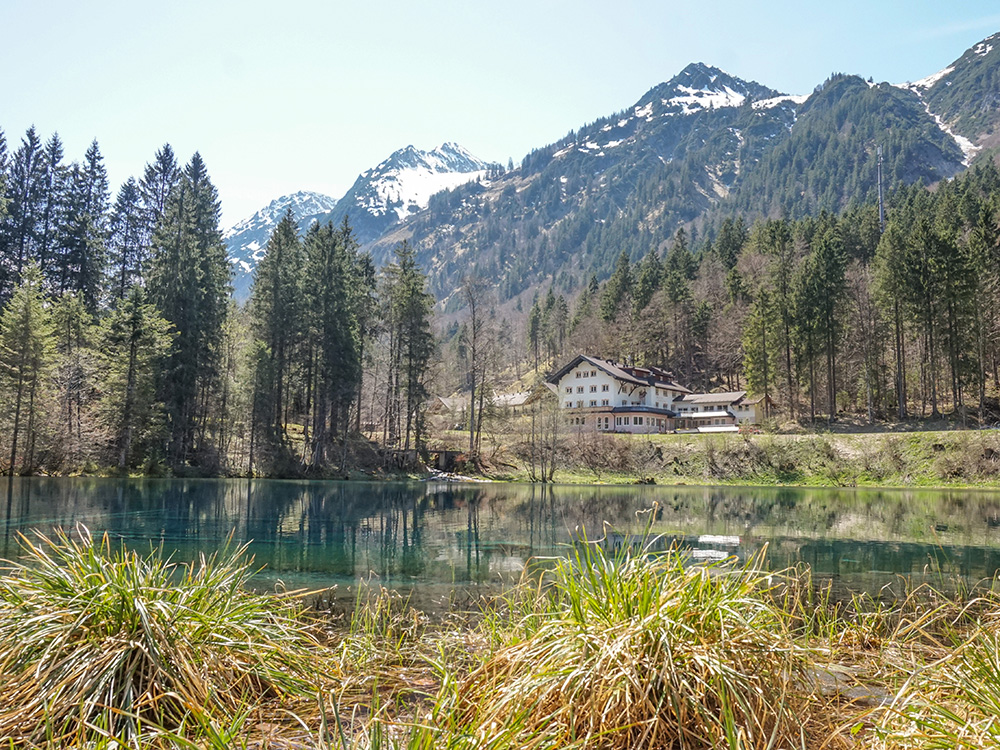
546, 355, 692, 393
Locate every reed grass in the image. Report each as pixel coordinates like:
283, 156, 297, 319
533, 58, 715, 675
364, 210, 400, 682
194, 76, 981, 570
5, 524, 1000, 748
0, 527, 325, 747
427, 535, 850, 750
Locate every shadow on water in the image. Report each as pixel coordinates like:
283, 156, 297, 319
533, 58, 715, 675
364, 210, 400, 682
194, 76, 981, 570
4, 478, 1000, 606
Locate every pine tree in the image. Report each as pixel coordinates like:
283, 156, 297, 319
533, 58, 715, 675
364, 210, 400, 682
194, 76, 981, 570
1, 127, 46, 298
665, 228, 696, 280
36, 134, 68, 286
248, 209, 304, 460
51, 293, 95, 465
98, 285, 174, 470
302, 221, 364, 466
599, 251, 632, 322
526, 295, 541, 372
148, 153, 231, 466
140, 144, 180, 229
107, 178, 147, 301
58, 142, 109, 310
743, 288, 776, 408
0, 263, 54, 475
632, 249, 663, 315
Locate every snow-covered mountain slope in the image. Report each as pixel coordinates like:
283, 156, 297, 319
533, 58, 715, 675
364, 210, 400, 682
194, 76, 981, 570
896, 31, 1000, 164
225, 190, 337, 300
319, 142, 501, 244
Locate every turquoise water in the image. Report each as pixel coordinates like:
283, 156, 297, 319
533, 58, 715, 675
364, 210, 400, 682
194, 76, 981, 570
4, 478, 1000, 604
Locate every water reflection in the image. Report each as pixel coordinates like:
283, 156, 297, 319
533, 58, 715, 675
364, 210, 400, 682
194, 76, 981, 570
3, 478, 1000, 601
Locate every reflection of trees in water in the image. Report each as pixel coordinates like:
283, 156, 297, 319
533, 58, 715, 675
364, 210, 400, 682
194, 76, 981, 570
4, 479, 1000, 594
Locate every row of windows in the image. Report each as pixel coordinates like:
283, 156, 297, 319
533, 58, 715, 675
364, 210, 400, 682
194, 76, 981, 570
575, 369, 599, 379
566, 384, 612, 394
564, 400, 612, 408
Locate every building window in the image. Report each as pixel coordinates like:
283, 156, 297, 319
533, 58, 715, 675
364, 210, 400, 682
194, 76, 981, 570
601, 399, 609, 406
565, 387, 572, 393
581, 418, 586, 425
590, 370, 596, 377
616, 417, 622, 425
577, 386, 584, 393
590, 385, 597, 393
589, 400, 597, 407
636, 417, 643, 425
624, 417, 631, 426
576, 401, 583, 408
565, 401, 572, 408
602, 384, 609, 392
575, 372, 580, 378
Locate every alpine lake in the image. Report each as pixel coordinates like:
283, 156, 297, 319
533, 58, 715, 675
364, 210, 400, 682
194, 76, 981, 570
4, 477, 1000, 611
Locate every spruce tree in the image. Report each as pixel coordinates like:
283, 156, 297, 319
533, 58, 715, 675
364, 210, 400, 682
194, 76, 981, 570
107, 178, 147, 301
36, 133, 68, 286
302, 221, 365, 466
98, 285, 174, 469
249, 209, 304, 459
140, 144, 180, 229
1, 127, 46, 298
58, 142, 109, 310
51, 293, 94, 464
148, 153, 231, 466
0, 263, 54, 475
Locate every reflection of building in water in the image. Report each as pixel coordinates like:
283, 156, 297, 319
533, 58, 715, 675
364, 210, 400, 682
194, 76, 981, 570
5, 478, 1000, 605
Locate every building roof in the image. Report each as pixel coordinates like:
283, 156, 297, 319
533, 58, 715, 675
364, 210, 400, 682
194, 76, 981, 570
676, 390, 747, 405
494, 391, 532, 408
546, 355, 692, 394
436, 396, 466, 411
610, 405, 677, 417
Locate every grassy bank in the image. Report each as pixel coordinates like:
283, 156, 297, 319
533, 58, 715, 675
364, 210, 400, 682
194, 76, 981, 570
478, 429, 1000, 489
3, 527, 1000, 748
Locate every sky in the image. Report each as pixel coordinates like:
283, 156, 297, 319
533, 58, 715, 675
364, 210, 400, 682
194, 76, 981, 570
4, 1, 1000, 227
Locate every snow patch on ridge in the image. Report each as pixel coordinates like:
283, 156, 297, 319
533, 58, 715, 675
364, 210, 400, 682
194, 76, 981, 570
665, 84, 747, 114
349, 142, 495, 222
923, 104, 979, 166
898, 65, 955, 92
752, 94, 809, 110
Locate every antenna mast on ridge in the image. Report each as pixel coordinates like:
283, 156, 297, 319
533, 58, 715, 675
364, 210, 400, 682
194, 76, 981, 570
877, 144, 885, 233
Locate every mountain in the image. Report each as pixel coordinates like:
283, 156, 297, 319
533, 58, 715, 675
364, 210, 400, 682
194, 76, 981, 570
899, 31, 1000, 159
367, 63, 803, 300
318, 142, 501, 244
225, 33, 1000, 306
366, 44, 994, 303
225, 191, 338, 300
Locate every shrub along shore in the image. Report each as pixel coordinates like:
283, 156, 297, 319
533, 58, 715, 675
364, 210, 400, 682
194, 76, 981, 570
482, 428, 1000, 489
1, 525, 1000, 748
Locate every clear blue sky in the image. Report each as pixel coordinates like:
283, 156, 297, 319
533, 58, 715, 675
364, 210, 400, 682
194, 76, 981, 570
4, 0, 1000, 225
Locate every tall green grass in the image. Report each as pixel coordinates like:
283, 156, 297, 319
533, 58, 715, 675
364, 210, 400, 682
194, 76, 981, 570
0, 527, 323, 746
420, 535, 848, 750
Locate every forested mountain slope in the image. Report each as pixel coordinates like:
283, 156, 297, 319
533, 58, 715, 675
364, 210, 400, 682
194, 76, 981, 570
366, 37, 997, 303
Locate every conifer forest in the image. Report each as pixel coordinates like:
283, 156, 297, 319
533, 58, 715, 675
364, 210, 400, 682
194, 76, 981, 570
2, 122, 1000, 477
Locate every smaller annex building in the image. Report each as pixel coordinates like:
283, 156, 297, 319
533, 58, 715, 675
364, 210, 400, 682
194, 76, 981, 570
546, 355, 765, 434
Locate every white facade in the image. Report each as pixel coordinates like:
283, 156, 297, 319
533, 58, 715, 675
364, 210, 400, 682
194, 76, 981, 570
548, 356, 765, 434
547, 356, 690, 434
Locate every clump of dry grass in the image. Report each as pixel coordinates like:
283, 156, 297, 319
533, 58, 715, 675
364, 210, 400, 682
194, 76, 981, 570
869, 595, 1000, 749
430, 535, 853, 750
0, 527, 327, 747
